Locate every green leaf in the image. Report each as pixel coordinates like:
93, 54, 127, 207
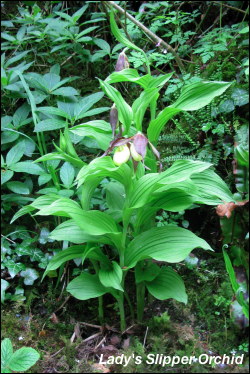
37, 198, 117, 233
20, 268, 39, 285
152, 187, 196, 212
1, 338, 13, 372
99, 80, 132, 132
76, 26, 98, 39
42, 245, 96, 280
49, 219, 112, 245
147, 107, 181, 142
219, 99, 235, 113
105, 69, 151, 89
6, 141, 25, 166
72, 4, 88, 22
6, 181, 30, 194
36, 106, 71, 119
70, 127, 111, 151
60, 162, 75, 188
132, 88, 159, 131
231, 88, 249, 107
148, 81, 231, 142
158, 160, 212, 185
8, 347, 40, 372
10, 206, 35, 224
35, 119, 66, 132
171, 81, 232, 111
5, 260, 26, 278
191, 168, 235, 205
67, 272, 107, 300
1, 170, 14, 185
93, 38, 111, 54
1, 280, 10, 304
146, 267, 187, 303
234, 145, 249, 167
51, 87, 79, 96
74, 92, 104, 120
105, 181, 125, 212
124, 225, 212, 268
110, 11, 142, 52
135, 262, 161, 284
99, 261, 123, 291
128, 173, 161, 209
76, 156, 132, 190
9, 161, 44, 175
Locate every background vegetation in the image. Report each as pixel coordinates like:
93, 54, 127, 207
1, 1, 249, 373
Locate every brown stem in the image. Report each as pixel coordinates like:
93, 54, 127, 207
104, 1, 186, 73
211, 1, 248, 14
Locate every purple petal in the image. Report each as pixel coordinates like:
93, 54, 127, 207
133, 133, 148, 158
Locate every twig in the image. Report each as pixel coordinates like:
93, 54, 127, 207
79, 322, 102, 329
82, 332, 102, 343
94, 335, 106, 350
211, 1, 248, 14
60, 52, 77, 66
1, 234, 16, 244
143, 326, 148, 348
53, 295, 71, 314
50, 347, 64, 358
104, 1, 186, 73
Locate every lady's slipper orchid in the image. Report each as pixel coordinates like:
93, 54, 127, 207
103, 132, 162, 171
113, 144, 130, 166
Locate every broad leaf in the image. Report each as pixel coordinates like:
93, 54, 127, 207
99, 261, 123, 291
171, 81, 232, 111
135, 262, 161, 284
35, 119, 66, 132
125, 225, 212, 268
9, 161, 44, 175
42, 245, 96, 280
6, 141, 25, 166
67, 272, 107, 300
49, 219, 112, 244
146, 267, 187, 303
60, 162, 75, 188
191, 168, 235, 205
8, 347, 40, 372
158, 159, 212, 185
1, 338, 13, 372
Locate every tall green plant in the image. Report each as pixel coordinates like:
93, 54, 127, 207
11, 12, 234, 331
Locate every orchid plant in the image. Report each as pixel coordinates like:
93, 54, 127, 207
11, 12, 235, 331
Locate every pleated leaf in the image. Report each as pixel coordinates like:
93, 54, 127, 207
191, 168, 235, 205
42, 245, 97, 280
171, 81, 232, 111
124, 225, 212, 268
99, 261, 123, 291
67, 272, 107, 300
76, 156, 132, 190
49, 219, 112, 245
158, 159, 212, 185
146, 267, 187, 303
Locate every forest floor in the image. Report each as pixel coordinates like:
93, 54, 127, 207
2, 256, 249, 373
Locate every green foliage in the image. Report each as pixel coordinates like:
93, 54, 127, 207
1, 338, 40, 373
